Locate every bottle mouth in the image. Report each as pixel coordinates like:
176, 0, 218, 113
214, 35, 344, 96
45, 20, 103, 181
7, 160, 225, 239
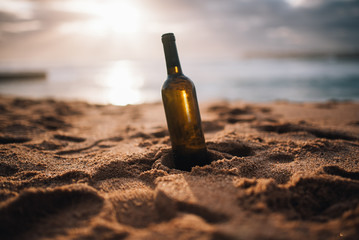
162, 33, 175, 43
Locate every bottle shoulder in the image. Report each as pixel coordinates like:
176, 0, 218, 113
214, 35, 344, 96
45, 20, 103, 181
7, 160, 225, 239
162, 74, 195, 90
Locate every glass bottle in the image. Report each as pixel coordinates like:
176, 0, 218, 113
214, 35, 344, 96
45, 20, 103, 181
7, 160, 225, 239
161, 33, 209, 171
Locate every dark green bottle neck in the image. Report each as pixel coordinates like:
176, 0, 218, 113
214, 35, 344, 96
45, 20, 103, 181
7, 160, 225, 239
162, 33, 183, 76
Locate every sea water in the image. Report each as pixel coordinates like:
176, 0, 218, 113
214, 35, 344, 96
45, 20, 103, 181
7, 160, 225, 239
0, 58, 358, 105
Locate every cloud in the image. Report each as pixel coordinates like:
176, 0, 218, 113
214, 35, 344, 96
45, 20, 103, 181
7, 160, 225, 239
139, 0, 359, 55
0, 0, 358, 63
187, 0, 359, 52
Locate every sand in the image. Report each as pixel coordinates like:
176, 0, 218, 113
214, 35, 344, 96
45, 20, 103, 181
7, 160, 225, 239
0, 95, 358, 240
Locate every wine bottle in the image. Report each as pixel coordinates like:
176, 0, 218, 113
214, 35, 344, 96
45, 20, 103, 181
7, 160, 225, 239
161, 33, 209, 171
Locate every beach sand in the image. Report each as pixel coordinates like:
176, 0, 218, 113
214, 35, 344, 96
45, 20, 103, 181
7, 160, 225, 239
0, 95, 358, 240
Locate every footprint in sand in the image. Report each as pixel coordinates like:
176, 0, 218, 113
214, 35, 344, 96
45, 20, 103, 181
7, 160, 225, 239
16, 170, 91, 190
0, 104, 8, 113
226, 115, 257, 124
26, 140, 67, 150
92, 156, 153, 181
150, 129, 168, 138
201, 120, 225, 133
110, 186, 160, 228
0, 136, 31, 144
1, 124, 40, 136
155, 189, 229, 224
323, 166, 359, 181
54, 134, 86, 142
35, 116, 71, 130
55, 136, 123, 155
0, 185, 104, 239
54, 102, 82, 116
208, 105, 257, 124
130, 129, 168, 139
268, 153, 295, 163
256, 123, 358, 141
12, 98, 40, 108
0, 162, 18, 176
207, 141, 254, 157
236, 177, 359, 221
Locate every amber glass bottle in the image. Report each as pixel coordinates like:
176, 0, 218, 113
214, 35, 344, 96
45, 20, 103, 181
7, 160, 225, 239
161, 33, 208, 171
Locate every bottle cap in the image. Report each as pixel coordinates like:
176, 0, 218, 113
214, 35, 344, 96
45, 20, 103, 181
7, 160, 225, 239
162, 33, 175, 43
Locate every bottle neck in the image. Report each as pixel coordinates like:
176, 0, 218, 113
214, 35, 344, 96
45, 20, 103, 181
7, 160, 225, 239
162, 34, 183, 76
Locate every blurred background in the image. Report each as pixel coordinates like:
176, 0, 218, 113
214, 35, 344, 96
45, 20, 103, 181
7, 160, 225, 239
0, 0, 358, 105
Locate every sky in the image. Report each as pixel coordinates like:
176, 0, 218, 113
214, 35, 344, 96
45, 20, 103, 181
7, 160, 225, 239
0, 0, 358, 64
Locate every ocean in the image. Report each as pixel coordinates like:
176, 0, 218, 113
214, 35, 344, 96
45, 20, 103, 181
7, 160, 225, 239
0, 58, 358, 105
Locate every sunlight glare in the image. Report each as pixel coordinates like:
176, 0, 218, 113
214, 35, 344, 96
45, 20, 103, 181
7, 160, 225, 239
100, 61, 144, 106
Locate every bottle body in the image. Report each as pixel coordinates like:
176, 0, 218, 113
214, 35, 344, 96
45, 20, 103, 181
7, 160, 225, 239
162, 74, 208, 171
